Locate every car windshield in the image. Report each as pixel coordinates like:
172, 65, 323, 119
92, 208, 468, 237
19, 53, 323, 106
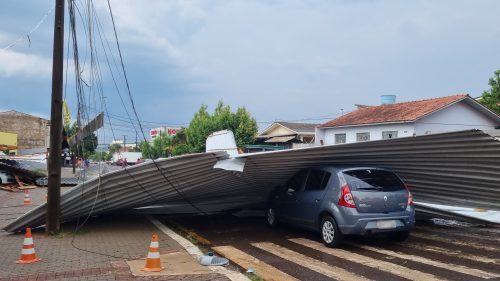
343, 169, 405, 191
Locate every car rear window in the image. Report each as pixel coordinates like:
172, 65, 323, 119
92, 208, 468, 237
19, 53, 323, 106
342, 169, 405, 191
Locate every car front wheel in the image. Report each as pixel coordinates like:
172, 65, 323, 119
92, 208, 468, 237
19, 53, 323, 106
265, 206, 278, 227
320, 216, 343, 247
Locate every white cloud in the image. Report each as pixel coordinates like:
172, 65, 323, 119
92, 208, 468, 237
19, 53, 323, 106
0, 49, 51, 78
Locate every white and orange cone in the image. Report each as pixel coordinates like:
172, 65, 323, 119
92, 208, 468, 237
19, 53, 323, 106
143, 233, 163, 272
23, 190, 32, 205
16, 228, 41, 264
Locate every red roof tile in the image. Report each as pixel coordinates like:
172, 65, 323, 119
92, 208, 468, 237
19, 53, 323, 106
319, 94, 469, 128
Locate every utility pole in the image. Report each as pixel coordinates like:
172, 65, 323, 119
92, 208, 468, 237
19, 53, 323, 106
46, 0, 65, 235
122, 135, 126, 152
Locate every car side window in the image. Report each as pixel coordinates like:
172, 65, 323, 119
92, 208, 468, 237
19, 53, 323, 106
288, 170, 308, 192
304, 169, 331, 191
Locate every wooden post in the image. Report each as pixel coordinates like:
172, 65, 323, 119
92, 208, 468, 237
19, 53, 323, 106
46, 0, 65, 235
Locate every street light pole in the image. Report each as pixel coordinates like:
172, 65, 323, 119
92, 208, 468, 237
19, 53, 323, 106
122, 135, 126, 152
46, 0, 65, 235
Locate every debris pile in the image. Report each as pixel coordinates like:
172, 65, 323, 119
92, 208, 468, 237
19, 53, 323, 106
0, 160, 44, 192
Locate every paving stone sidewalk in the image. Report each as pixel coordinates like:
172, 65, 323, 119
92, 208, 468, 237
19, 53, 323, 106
0, 187, 231, 281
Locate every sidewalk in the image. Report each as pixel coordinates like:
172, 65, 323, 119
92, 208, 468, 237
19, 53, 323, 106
0, 186, 236, 281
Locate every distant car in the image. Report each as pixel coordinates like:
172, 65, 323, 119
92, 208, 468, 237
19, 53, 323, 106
265, 166, 415, 247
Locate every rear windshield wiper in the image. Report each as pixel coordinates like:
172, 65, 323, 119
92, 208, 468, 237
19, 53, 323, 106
355, 186, 384, 190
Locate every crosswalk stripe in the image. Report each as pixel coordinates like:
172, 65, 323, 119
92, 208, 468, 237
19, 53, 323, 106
414, 228, 500, 243
212, 245, 299, 281
252, 242, 369, 281
403, 243, 500, 265
350, 243, 500, 279
412, 232, 500, 252
290, 238, 443, 281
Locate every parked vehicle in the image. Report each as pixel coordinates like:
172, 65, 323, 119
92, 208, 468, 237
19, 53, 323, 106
265, 166, 415, 247
0, 170, 15, 184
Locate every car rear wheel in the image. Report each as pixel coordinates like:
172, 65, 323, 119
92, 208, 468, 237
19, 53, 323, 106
320, 216, 343, 247
265, 206, 278, 227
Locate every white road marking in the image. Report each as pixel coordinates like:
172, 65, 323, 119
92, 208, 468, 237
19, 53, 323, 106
414, 228, 500, 243
213, 245, 300, 281
350, 243, 500, 279
290, 238, 443, 281
252, 242, 370, 281
403, 243, 500, 265
148, 216, 248, 281
412, 232, 500, 252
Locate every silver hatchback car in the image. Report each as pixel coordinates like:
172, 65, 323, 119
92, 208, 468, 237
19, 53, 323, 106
265, 166, 415, 247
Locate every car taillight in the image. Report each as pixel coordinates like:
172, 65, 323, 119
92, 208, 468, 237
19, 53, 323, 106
338, 184, 356, 208
404, 183, 414, 206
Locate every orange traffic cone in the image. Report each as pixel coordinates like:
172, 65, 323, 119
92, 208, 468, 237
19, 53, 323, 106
16, 228, 41, 264
23, 190, 32, 205
143, 233, 163, 272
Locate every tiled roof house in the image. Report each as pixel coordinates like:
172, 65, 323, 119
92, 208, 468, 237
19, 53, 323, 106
254, 121, 319, 149
316, 94, 500, 145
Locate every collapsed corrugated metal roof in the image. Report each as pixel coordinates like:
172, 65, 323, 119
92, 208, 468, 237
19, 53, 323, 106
4, 129, 500, 232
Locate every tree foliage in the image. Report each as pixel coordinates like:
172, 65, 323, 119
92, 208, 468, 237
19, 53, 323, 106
185, 100, 258, 153
108, 143, 123, 156
136, 101, 257, 158
66, 122, 98, 158
479, 70, 500, 115
139, 133, 178, 159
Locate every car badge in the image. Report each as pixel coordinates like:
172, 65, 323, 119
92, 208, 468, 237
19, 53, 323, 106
383, 196, 388, 201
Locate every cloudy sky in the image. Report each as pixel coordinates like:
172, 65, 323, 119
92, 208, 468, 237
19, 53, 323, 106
1, 0, 500, 144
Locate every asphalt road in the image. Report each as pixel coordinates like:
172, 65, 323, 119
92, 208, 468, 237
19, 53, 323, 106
165, 212, 500, 281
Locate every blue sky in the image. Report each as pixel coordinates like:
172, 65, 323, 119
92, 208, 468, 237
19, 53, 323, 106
1, 0, 500, 144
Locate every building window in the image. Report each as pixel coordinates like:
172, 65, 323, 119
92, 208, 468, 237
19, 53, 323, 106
382, 131, 398, 139
356, 132, 370, 142
335, 134, 346, 144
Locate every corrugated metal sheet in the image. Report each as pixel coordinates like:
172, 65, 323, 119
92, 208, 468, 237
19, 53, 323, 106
4, 129, 500, 232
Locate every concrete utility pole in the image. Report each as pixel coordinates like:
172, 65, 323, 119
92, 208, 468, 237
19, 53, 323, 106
122, 135, 126, 152
46, 0, 65, 235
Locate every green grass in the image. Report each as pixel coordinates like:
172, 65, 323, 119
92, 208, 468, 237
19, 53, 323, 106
245, 272, 263, 281
164, 220, 212, 254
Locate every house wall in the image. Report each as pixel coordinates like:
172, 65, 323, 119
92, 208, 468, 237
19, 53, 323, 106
316, 100, 500, 145
317, 123, 415, 145
0, 132, 18, 154
265, 125, 294, 136
0, 112, 50, 147
414, 101, 499, 135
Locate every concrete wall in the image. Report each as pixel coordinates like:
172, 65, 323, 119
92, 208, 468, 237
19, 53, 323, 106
0, 111, 50, 147
0, 132, 18, 154
415, 101, 499, 135
263, 125, 294, 136
316, 100, 500, 145
317, 123, 415, 145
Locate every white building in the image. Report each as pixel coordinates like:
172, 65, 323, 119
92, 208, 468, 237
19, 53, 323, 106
316, 94, 500, 145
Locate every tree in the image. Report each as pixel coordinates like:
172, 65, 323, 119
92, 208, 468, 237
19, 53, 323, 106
185, 100, 258, 153
66, 121, 98, 158
185, 105, 213, 152
479, 70, 500, 115
139, 133, 176, 159
108, 143, 123, 156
